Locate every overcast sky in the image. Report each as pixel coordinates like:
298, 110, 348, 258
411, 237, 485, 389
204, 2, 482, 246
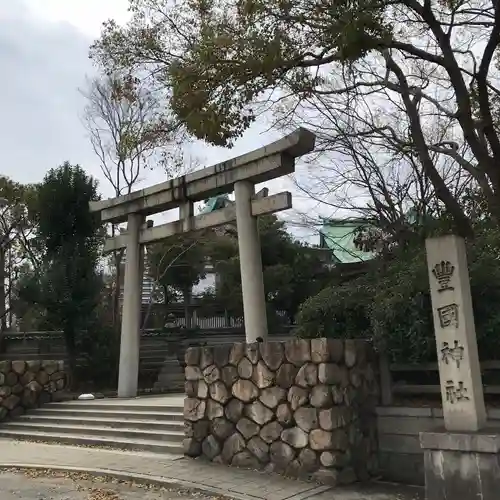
0, 0, 327, 240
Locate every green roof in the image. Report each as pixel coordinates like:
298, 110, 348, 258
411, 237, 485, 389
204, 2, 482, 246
200, 195, 231, 214
320, 218, 375, 264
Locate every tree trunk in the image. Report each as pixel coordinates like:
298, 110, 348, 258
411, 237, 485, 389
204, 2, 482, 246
112, 247, 123, 326
183, 286, 192, 329
64, 329, 77, 392
0, 245, 6, 333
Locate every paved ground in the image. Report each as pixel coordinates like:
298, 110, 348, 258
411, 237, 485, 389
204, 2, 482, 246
0, 439, 423, 500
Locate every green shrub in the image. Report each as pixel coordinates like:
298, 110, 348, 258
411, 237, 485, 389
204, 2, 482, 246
295, 225, 500, 363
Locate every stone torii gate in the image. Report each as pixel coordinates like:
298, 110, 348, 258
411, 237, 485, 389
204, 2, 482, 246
90, 128, 316, 398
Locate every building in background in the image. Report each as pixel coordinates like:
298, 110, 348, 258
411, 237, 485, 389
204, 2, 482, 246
318, 218, 375, 278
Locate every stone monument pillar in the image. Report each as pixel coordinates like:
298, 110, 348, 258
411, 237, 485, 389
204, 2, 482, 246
421, 234, 498, 500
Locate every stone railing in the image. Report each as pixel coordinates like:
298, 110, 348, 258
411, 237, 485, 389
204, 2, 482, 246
0, 360, 67, 420
183, 338, 379, 486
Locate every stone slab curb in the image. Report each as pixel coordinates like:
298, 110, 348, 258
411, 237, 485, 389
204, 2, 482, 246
0, 463, 251, 500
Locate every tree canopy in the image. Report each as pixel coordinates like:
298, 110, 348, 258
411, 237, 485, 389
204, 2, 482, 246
91, 0, 500, 237
296, 217, 500, 363
18, 163, 104, 379
200, 214, 333, 322
147, 234, 207, 302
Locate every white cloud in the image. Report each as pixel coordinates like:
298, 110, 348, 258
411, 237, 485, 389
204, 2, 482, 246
0, 0, 324, 242
23, 0, 132, 37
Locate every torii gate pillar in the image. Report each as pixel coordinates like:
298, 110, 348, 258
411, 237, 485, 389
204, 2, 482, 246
117, 213, 144, 398
235, 180, 268, 342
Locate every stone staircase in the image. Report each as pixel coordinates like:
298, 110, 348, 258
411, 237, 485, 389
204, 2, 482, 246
154, 355, 185, 392
0, 396, 185, 455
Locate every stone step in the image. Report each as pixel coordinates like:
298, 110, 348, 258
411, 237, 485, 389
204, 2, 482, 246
32, 408, 184, 422
154, 384, 184, 391
159, 366, 184, 374
14, 414, 184, 432
43, 402, 183, 413
1, 421, 184, 442
140, 350, 173, 358
157, 372, 184, 380
0, 429, 184, 454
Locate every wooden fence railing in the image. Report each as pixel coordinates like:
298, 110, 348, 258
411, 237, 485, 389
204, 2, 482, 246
0, 327, 294, 363
379, 356, 500, 405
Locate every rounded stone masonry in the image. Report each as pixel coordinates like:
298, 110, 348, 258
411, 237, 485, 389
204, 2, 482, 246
183, 338, 378, 487
0, 359, 67, 421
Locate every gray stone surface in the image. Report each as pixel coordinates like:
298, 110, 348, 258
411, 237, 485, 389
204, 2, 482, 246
260, 342, 284, 371
260, 421, 283, 444
237, 357, 253, 379
202, 435, 221, 460
260, 386, 286, 409
276, 403, 292, 425
232, 379, 259, 402
288, 385, 308, 410
294, 407, 318, 432
222, 432, 246, 462
295, 363, 318, 388
245, 400, 274, 425
318, 363, 343, 385
0, 359, 66, 422
184, 398, 206, 422
205, 400, 224, 419
270, 441, 296, 467
426, 235, 486, 433
221, 365, 238, 386
276, 363, 298, 389
285, 339, 311, 366
246, 343, 260, 364
225, 398, 244, 422
0, 470, 222, 500
185, 347, 200, 366
237, 418, 260, 440
252, 361, 274, 389
197, 380, 209, 399
184, 339, 378, 486
209, 381, 229, 404
211, 417, 234, 441
421, 430, 500, 500
202, 365, 220, 385
229, 342, 245, 366
247, 435, 269, 462
281, 427, 309, 448
0, 440, 423, 500
199, 347, 214, 370
185, 366, 202, 381
311, 385, 332, 408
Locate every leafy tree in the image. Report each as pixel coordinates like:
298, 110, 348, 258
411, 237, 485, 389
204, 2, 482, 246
0, 177, 40, 331
146, 234, 207, 327
204, 214, 333, 323
91, 0, 500, 236
296, 219, 500, 363
18, 163, 103, 381
81, 74, 185, 330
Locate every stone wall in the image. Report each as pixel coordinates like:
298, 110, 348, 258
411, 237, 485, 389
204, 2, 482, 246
0, 360, 67, 420
183, 338, 379, 485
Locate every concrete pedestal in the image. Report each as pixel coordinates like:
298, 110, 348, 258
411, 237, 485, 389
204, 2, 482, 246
421, 430, 500, 500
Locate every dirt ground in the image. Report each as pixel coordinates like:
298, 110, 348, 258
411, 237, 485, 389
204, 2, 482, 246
0, 469, 227, 500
